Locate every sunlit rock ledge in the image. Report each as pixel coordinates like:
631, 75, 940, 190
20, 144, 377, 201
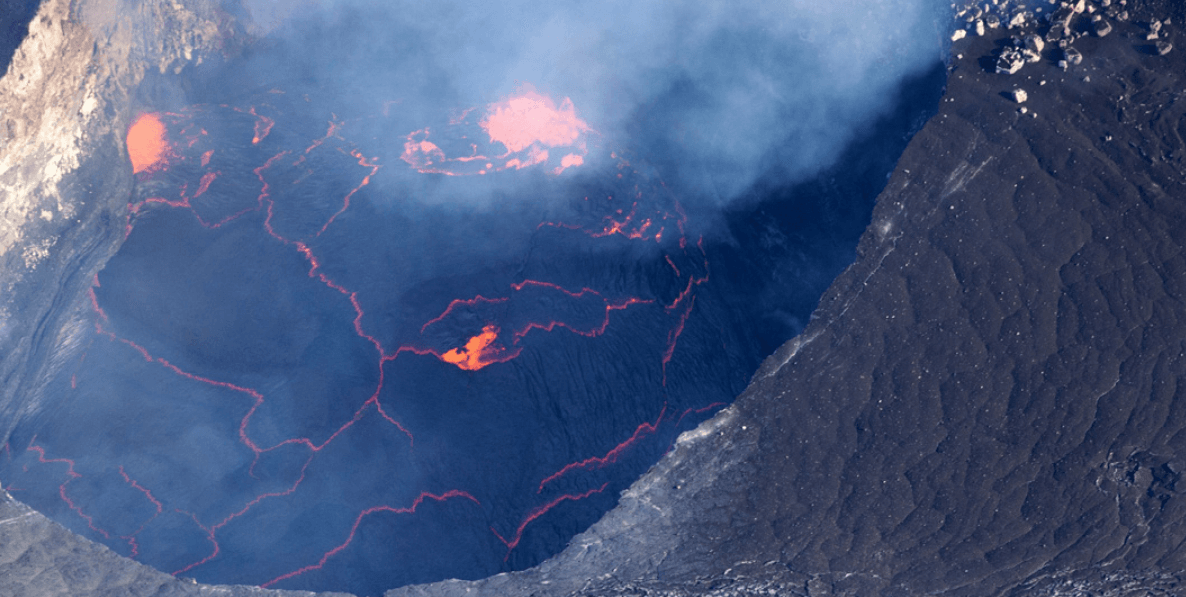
0, 0, 229, 435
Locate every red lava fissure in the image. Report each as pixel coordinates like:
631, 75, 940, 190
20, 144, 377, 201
13, 94, 727, 587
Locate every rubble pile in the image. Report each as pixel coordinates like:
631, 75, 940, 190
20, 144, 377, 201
952, 0, 1035, 41
948, 0, 1176, 126
1148, 18, 1174, 54
951, 0, 1174, 78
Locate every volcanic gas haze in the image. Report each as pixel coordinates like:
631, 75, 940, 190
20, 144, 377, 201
240, 0, 948, 207
0, 0, 954, 595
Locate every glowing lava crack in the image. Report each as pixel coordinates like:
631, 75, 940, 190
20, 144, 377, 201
1, 89, 737, 594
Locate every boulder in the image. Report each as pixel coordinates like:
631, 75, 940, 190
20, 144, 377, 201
1047, 7, 1076, 41
996, 47, 1027, 73
1024, 32, 1046, 52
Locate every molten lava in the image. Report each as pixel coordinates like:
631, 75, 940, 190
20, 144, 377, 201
127, 113, 169, 174
439, 325, 507, 371
401, 86, 593, 176
480, 89, 589, 153
4, 94, 736, 594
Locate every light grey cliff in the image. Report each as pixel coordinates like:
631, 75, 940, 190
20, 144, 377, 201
0, 0, 228, 436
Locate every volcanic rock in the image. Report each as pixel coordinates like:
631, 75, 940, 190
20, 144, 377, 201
0, 0, 232, 439
1047, 6, 1077, 41
996, 46, 1028, 73
1010, 87, 1029, 103
1157, 40, 1173, 54
384, 14, 1186, 596
0, 1, 40, 75
1023, 31, 1046, 53
3, 0, 1186, 596
1008, 10, 1033, 28
1094, 18, 1114, 35
1064, 46, 1084, 64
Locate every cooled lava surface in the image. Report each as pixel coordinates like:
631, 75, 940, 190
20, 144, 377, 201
0, 89, 787, 593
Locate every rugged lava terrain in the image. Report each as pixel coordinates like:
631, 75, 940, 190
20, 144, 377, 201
3, 0, 1186, 595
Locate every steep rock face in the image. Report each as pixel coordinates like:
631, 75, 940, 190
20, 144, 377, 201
0, 0, 230, 436
0, 0, 42, 76
2, 1, 1186, 596
0, 5, 353, 594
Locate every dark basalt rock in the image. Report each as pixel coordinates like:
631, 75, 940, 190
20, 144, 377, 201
3, 0, 1186, 596
996, 46, 1027, 74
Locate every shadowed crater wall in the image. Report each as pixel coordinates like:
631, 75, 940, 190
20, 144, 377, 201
0, 48, 946, 597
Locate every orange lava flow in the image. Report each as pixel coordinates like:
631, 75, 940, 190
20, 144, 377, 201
401, 86, 593, 176
127, 113, 169, 174
481, 89, 589, 153
440, 325, 507, 371
250, 107, 275, 144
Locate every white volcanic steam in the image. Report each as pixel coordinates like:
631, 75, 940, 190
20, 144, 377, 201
238, 0, 949, 206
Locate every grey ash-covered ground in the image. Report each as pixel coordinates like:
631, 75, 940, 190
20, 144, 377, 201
3, 0, 1186, 595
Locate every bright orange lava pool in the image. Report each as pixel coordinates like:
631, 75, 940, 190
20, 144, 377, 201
127, 113, 169, 174
440, 325, 504, 371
